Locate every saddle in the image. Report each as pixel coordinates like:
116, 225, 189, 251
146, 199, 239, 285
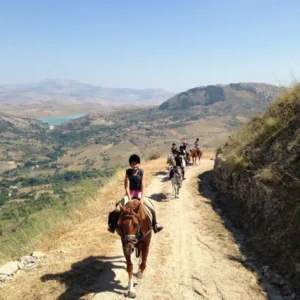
117, 196, 153, 224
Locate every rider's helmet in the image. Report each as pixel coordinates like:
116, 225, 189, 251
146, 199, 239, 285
172, 143, 176, 146
129, 154, 140, 164
196, 138, 199, 141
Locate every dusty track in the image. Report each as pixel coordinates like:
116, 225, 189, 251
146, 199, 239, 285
1, 158, 265, 300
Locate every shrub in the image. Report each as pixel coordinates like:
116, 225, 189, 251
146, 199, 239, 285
148, 152, 160, 160
226, 154, 249, 175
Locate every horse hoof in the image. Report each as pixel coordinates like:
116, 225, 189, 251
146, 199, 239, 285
136, 270, 143, 279
128, 290, 136, 298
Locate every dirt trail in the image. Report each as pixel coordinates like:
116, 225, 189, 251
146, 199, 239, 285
91, 160, 265, 300
1, 159, 265, 300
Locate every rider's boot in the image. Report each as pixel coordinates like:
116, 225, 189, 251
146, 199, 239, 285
151, 210, 163, 233
108, 211, 121, 233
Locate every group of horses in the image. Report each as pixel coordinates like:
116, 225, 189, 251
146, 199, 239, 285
167, 148, 203, 197
114, 147, 203, 298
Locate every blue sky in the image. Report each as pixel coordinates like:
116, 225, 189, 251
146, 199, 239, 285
1, 0, 300, 92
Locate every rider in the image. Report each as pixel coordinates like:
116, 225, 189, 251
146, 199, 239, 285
171, 143, 177, 155
182, 141, 187, 151
108, 154, 163, 234
178, 146, 186, 179
175, 150, 185, 179
194, 138, 201, 155
179, 145, 186, 156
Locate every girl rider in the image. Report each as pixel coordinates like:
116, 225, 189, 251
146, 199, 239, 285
108, 154, 163, 234
194, 138, 201, 154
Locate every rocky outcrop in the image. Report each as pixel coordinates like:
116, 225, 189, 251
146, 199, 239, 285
213, 84, 300, 295
0, 252, 46, 283
214, 150, 300, 291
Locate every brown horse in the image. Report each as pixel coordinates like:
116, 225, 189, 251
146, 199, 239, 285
117, 199, 152, 298
190, 148, 203, 165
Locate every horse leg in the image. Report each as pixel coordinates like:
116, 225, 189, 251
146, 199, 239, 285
124, 253, 136, 298
172, 180, 175, 198
137, 246, 149, 279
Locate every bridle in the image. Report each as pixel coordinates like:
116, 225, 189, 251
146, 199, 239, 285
119, 212, 141, 246
119, 209, 152, 247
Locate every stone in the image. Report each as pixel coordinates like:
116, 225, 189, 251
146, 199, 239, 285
21, 255, 38, 264
295, 263, 300, 272
57, 249, 67, 253
17, 262, 25, 270
30, 251, 46, 258
0, 274, 8, 281
0, 261, 19, 276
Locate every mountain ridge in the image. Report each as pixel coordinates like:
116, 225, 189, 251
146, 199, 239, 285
0, 79, 174, 106
159, 82, 284, 112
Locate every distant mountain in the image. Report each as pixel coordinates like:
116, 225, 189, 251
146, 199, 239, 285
0, 79, 174, 106
159, 83, 284, 115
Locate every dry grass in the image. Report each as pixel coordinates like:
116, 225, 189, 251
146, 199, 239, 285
0, 158, 166, 300
254, 167, 283, 183
221, 83, 300, 159
148, 151, 161, 160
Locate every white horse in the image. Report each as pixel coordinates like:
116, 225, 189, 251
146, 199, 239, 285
171, 166, 183, 198
167, 153, 175, 173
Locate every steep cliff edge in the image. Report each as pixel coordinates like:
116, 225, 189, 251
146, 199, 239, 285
214, 84, 300, 293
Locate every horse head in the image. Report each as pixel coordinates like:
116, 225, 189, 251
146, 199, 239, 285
118, 200, 141, 255
167, 153, 175, 167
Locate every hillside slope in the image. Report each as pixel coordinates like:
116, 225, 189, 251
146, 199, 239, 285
0, 112, 47, 137
160, 83, 284, 116
214, 84, 300, 294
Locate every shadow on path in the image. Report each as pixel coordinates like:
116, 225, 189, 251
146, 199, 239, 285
154, 170, 170, 182
41, 255, 127, 300
149, 193, 168, 202
154, 171, 168, 176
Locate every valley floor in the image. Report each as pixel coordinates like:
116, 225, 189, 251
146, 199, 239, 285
1, 158, 265, 300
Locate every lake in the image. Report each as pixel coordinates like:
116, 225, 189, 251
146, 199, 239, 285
38, 114, 87, 125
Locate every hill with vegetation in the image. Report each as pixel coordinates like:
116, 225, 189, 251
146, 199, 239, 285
159, 83, 284, 115
0, 112, 47, 136
214, 84, 300, 293
0, 112, 116, 263
0, 79, 174, 106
